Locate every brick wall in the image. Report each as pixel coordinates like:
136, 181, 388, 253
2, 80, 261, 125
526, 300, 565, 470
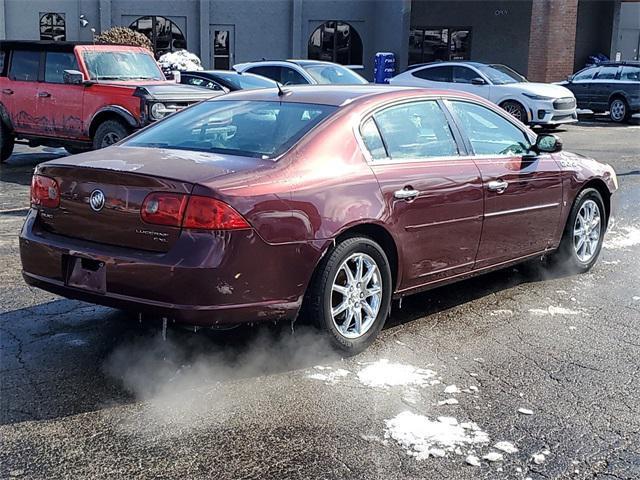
527, 0, 579, 82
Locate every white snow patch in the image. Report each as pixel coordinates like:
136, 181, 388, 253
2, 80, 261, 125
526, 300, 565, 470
490, 309, 513, 316
357, 359, 436, 389
483, 451, 504, 462
469, 385, 479, 392
633, 296, 640, 301
402, 388, 421, 405
494, 441, 519, 454
384, 411, 489, 460
532, 453, 546, 464
602, 260, 620, 265
444, 385, 460, 394
465, 454, 481, 466
306, 368, 350, 384
604, 226, 640, 249
529, 306, 580, 316
518, 407, 534, 415
438, 398, 459, 406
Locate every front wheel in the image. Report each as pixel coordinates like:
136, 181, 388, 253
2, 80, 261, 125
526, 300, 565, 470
305, 236, 392, 355
550, 188, 606, 273
93, 120, 129, 150
609, 98, 630, 123
500, 100, 528, 124
0, 122, 15, 163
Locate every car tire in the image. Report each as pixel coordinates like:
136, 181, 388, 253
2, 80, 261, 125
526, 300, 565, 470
609, 97, 630, 123
500, 100, 528, 124
93, 120, 129, 150
305, 236, 392, 355
0, 122, 15, 163
549, 188, 606, 274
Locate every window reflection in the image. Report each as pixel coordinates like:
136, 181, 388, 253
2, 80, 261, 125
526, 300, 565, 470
308, 21, 363, 65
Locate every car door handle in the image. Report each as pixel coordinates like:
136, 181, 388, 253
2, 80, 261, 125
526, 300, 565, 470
394, 188, 420, 200
1, 89, 13, 95
487, 180, 509, 193
38, 91, 51, 98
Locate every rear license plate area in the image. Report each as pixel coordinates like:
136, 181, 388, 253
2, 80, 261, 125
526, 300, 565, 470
64, 255, 106, 294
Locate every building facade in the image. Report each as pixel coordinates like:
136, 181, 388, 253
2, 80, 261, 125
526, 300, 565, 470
0, 0, 638, 81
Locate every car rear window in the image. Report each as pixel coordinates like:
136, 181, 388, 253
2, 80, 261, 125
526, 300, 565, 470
9, 50, 40, 82
621, 66, 640, 81
125, 100, 337, 159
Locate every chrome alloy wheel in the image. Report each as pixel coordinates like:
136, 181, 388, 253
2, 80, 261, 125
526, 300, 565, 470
503, 102, 524, 121
610, 99, 626, 122
573, 199, 601, 262
330, 252, 382, 339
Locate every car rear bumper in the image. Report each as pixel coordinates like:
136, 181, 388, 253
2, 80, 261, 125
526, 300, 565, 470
19, 210, 324, 326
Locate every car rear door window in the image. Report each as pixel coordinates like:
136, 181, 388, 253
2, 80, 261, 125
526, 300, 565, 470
620, 66, 640, 81
595, 66, 619, 80
412, 65, 453, 82
453, 66, 479, 84
44, 52, 78, 83
280, 67, 308, 85
372, 100, 459, 160
9, 50, 40, 82
247, 66, 282, 83
447, 100, 531, 156
360, 118, 387, 160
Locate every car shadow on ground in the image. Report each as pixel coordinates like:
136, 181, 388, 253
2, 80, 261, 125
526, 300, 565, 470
0, 148, 67, 188
0, 260, 570, 426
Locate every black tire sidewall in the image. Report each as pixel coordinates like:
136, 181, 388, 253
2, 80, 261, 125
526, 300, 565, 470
312, 237, 392, 355
557, 188, 606, 272
93, 120, 129, 150
0, 122, 15, 162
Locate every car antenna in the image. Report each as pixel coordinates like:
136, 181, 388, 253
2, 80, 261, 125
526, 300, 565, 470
276, 82, 287, 97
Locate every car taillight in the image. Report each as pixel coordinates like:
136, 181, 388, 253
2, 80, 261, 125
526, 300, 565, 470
31, 174, 60, 208
183, 196, 250, 230
140, 193, 250, 230
141, 193, 188, 227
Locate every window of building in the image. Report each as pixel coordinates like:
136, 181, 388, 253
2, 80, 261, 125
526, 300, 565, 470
9, 50, 41, 82
409, 27, 471, 66
129, 16, 186, 58
308, 21, 363, 65
40, 13, 66, 41
44, 52, 79, 83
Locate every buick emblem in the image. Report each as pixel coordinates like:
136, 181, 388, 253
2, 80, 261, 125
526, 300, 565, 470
89, 189, 106, 212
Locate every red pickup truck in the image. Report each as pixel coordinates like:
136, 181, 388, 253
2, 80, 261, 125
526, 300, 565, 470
0, 41, 219, 162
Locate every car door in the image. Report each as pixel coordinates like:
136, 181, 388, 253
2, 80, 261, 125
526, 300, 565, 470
6, 49, 42, 133
445, 99, 562, 267
591, 65, 621, 111
566, 66, 598, 109
452, 65, 491, 99
39, 50, 84, 138
360, 99, 484, 290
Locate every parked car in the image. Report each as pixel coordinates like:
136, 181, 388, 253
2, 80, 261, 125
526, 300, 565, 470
0, 41, 220, 162
558, 61, 640, 123
233, 59, 368, 85
390, 61, 578, 127
20, 86, 617, 354
180, 69, 278, 92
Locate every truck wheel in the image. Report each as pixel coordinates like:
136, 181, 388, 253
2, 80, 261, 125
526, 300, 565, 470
93, 120, 129, 149
500, 100, 528, 123
0, 122, 15, 163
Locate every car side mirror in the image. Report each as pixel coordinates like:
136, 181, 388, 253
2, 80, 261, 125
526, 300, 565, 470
471, 77, 486, 85
63, 69, 84, 85
535, 134, 563, 153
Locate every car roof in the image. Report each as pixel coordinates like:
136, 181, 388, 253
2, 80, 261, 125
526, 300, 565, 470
206, 84, 477, 107
407, 61, 486, 71
598, 61, 640, 66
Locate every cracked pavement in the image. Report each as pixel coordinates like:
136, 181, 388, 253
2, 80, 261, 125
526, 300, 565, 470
1, 118, 639, 479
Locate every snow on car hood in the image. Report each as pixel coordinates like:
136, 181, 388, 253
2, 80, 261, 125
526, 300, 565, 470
513, 82, 575, 99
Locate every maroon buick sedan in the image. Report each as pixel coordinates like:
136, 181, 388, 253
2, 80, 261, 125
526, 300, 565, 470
20, 86, 617, 353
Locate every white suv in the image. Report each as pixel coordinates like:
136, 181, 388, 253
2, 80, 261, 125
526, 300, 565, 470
233, 60, 368, 86
390, 62, 577, 127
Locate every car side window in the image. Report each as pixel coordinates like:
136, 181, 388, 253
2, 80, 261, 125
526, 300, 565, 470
9, 50, 40, 82
595, 66, 619, 80
0, 51, 5, 76
620, 66, 640, 81
360, 117, 387, 160
573, 67, 597, 82
247, 66, 281, 83
371, 100, 459, 160
453, 66, 479, 84
448, 100, 531, 156
44, 52, 78, 84
280, 67, 308, 85
184, 76, 223, 90
412, 65, 452, 82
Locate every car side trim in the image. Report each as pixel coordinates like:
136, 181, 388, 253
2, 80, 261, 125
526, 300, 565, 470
484, 202, 560, 218
405, 214, 483, 231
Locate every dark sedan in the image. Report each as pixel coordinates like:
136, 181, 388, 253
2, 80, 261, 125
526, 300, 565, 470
180, 70, 278, 92
20, 86, 617, 354
560, 61, 640, 122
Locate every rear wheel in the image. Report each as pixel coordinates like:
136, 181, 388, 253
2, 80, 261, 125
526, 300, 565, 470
305, 236, 392, 355
549, 188, 606, 273
500, 100, 528, 123
609, 97, 629, 123
0, 122, 15, 163
93, 120, 129, 150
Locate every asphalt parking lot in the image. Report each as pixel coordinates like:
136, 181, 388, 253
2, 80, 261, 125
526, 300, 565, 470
1, 117, 639, 480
